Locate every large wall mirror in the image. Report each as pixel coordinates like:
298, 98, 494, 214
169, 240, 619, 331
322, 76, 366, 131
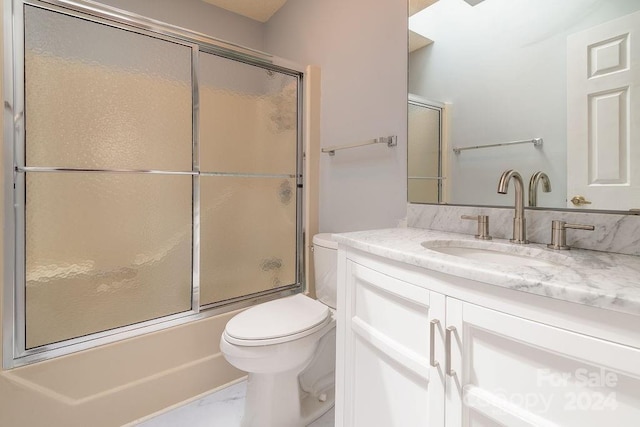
408, 0, 640, 212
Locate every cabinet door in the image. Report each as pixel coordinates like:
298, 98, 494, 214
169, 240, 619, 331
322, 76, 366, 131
446, 299, 640, 427
337, 260, 445, 427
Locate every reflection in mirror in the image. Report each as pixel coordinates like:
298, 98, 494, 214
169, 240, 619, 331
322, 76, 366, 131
408, 0, 640, 212
408, 96, 445, 203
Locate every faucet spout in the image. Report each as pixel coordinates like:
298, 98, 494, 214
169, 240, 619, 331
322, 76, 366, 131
528, 171, 552, 207
497, 169, 528, 243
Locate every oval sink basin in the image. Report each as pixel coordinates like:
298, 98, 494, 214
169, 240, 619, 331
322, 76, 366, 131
421, 240, 565, 268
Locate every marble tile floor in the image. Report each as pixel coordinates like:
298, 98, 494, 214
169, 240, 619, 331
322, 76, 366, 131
133, 380, 335, 427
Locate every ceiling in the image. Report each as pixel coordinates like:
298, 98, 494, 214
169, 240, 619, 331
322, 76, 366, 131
409, 0, 439, 17
201, 0, 477, 52
202, 0, 484, 24
200, 0, 289, 23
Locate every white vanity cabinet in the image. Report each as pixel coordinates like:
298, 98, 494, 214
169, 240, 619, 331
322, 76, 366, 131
335, 248, 640, 427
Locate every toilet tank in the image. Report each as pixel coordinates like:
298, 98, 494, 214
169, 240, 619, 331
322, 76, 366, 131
312, 233, 338, 309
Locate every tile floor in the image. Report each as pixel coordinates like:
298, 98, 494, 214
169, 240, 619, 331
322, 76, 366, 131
135, 381, 335, 427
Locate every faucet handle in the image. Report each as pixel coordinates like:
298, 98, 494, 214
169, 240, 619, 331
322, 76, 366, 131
547, 220, 595, 250
461, 215, 492, 240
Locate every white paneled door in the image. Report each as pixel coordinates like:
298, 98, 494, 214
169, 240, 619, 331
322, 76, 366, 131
567, 10, 640, 210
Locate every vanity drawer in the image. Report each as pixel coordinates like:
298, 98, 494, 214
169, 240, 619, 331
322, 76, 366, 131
350, 261, 432, 358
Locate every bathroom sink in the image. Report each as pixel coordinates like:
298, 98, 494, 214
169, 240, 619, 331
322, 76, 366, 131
421, 240, 565, 268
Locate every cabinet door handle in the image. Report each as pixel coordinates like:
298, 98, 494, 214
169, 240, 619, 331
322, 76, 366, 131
430, 319, 440, 368
446, 326, 457, 377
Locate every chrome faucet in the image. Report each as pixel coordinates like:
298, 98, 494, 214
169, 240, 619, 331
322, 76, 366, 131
497, 169, 528, 244
528, 171, 551, 207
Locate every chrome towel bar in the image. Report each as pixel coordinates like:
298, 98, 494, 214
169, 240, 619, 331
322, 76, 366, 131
453, 138, 543, 154
322, 135, 397, 156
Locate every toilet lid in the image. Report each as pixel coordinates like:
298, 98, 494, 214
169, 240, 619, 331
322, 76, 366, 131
225, 294, 330, 343
313, 233, 338, 250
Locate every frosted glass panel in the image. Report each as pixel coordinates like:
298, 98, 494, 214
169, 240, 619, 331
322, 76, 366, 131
25, 173, 193, 348
408, 104, 440, 203
24, 6, 192, 170
200, 177, 297, 305
200, 52, 298, 174
408, 179, 439, 204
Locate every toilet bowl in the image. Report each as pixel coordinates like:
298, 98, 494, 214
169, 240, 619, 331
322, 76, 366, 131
220, 233, 338, 427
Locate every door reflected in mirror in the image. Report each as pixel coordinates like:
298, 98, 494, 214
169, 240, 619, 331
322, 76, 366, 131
408, 0, 640, 212
408, 97, 445, 204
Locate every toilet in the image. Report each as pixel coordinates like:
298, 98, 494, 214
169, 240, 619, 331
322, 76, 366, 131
220, 233, 338, 427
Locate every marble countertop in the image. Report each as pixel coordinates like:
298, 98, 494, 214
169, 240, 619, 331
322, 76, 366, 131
334, 228, 640, 316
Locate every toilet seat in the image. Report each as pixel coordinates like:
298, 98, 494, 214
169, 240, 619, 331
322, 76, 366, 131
224, 294, 331, 346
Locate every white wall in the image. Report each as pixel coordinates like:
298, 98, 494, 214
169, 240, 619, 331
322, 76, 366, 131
265, 0, 408, 233
409, 0, 640, 207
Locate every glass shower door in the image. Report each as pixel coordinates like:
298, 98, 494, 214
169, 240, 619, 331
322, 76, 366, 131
408, 101, 443, 204
10, 1, 303, 363
22, 5, 194, 349
198, 52, 300, 306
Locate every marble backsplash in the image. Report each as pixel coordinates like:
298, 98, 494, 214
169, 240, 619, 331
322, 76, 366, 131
407, 204, 640, 257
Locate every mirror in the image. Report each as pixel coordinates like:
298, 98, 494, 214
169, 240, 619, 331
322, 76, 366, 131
408, 0, 640, 212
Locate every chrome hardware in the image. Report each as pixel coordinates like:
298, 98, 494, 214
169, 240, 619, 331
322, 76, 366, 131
453, 137, 543, 154
322, 135, 397, 156
547, 220, 595, 250
408, 176, 446, 180
16, 166, 295, 179
570, 195, 592, 206
461, 215, 492, 240
497, 169, 529, 244
430, 319, 440, 368
446, 326, 456, 377
528, 171, 551, 207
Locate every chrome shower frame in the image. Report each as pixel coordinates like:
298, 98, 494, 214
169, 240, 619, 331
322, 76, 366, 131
2, 0, 306, 368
